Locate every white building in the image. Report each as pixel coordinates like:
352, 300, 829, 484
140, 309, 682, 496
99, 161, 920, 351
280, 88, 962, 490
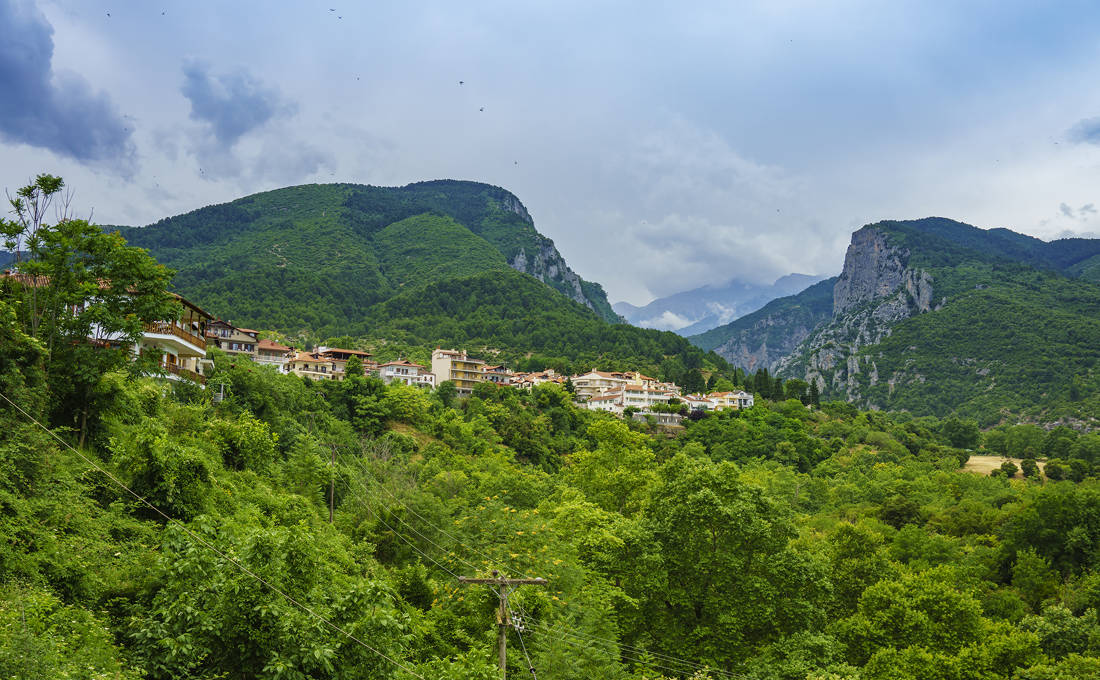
379, 360, 435, 388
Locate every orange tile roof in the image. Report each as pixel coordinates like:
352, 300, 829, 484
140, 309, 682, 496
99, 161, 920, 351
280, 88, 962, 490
381, 360, 426, 369
258, 338, 291, 352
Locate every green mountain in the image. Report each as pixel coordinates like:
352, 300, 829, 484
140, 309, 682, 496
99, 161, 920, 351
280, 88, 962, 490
695, 218, 1100, 425
113, 180, 619, 332
112, 181, 724, 376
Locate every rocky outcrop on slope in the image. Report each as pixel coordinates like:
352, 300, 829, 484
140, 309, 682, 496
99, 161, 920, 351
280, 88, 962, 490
778, 226, 933, 402
510, 237, 619, 321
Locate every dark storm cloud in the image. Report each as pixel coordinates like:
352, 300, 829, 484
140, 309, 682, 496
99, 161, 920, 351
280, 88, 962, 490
1068, 117, 1100, 145
181, 60, 296, 146
0, 0, 133, 168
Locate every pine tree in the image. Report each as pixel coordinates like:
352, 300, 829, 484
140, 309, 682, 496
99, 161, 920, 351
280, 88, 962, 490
808, 380, 821, 407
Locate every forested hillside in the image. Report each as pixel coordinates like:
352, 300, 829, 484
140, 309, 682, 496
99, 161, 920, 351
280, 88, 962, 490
113, 180, 619, 330
8, 324, 1100, 678
6, 192, 1100, 679
696, 218, 1100, 426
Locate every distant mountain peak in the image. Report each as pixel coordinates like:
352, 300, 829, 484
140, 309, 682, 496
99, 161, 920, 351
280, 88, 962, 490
614, 272, 827, 335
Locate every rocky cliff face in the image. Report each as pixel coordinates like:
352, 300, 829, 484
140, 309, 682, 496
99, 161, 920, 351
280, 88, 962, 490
713, 313, 824, 372
509, 236, 617, 320
778, 226, 934, 402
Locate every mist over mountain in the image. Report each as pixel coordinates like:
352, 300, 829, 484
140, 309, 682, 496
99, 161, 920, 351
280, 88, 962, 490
613, 273, 827, 335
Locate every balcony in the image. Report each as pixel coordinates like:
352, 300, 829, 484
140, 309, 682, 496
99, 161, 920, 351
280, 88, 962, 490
144, 321, 206, 352
161, 363, 207, 385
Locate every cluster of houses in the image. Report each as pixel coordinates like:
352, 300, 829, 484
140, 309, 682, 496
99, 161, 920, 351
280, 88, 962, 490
199, 319, 755, 418
0, 273, 756, 420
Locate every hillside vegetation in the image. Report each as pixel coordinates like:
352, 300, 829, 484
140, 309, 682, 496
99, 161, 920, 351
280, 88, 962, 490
697, 217, 1100, 426
7, 177, 1100, 679
114, 180, 619, 331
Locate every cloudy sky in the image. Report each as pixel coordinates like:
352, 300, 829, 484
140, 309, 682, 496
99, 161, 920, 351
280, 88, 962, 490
3, 0, 1100, 305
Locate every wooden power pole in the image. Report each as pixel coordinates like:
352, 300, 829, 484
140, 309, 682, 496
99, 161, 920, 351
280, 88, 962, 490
458, 570, 547, 679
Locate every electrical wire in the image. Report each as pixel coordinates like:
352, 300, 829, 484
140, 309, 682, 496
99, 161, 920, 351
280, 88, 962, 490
333, 449, 488, 574
343, 444, 541, 579
512, 602, 746, 680
0, 390, 428, 680
514, 625, 539, 680
333, 464, 467, 579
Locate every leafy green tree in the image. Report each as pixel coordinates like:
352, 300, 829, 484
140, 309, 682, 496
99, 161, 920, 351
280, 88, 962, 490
807, 380, 821, 407
940, 417, 980, 449
1020, 605, 1100, 660
640, 454, 829, 666
1021, 458, 1041, 479
435, 379, 458, 407
345, 354, 364, 377
1013, 548, 1061, 611
3, 176, 177, 445
1002, 460, 1020, 478
565, 419, 657, 515
836, 568, 984, 665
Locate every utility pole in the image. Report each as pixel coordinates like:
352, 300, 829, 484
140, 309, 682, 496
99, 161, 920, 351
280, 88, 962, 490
458, 570, 547, 679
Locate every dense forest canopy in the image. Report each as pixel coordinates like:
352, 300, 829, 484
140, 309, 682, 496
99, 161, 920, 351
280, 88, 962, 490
5, 177, 1100, 679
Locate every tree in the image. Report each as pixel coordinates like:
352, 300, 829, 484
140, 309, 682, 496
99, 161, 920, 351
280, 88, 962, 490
680, 368, 705, 394
564, 419, 657, 515
1001, 460, 1019, 479
940, 418, 980, 449
784, 378, 809, 403
807, 379, 821, 407
642, 454, 828, 666
2, 176, 177, 444
344, 354, 363, 377
1021, 458, 1040, 479
435, 379, 458, 407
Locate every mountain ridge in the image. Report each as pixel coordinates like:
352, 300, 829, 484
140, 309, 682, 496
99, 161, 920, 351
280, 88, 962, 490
692, 217, 1100, 424
111, 180, 621, 331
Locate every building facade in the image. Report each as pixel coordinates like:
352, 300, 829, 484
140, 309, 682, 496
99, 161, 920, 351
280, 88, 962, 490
431, 349, 486, 394
379, 360, 435, 387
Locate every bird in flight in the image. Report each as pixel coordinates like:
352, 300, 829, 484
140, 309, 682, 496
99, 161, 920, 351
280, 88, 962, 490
479, 107, 484, 112
459, 80, 464, 85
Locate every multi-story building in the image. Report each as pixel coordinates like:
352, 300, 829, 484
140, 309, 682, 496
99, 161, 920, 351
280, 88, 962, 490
571, 370, 628, 400
482, 364, 514, 385
621, 384, 677, 411
140, 293, 213, 385
585, 391, 624, 415
1, 271, 213, 386
206, 320, 259, 358
431, 349, 486, 394
255, 338, 292, 370
681, 394, 716, 411
286, 351, 342, 380
513, 369, 562, 389
709, 390, 755, 410
318, 347, 377, 377
379, 360, 435, 387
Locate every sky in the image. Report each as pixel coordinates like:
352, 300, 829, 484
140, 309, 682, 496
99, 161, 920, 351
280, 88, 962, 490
3, 1, 1100, 306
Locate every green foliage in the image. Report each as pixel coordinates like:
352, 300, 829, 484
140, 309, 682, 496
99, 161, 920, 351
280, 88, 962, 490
9, 203, 1100, 678
115, 180, 620, 332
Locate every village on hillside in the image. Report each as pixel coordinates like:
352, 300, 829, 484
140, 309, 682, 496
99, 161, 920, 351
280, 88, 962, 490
128, 291, 755, 424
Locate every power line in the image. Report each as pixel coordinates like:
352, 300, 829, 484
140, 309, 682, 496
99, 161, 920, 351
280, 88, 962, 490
512, 603, 746, 680
526, 625, 737, 680
348, 442, 541, 578
333, 465, 467, 579
0, 390, 427, 680
333, 449, 481, 576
